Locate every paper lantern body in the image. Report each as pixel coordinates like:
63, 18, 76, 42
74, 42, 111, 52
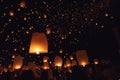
43, 62, 49, 69
71, 60, 77, 66
46, 28, 51, 35
54, 56, 63, 67
76, 50, 89, 66
29, 32, 48, 54
65, 59, 71, 67
94, 59, 99, 64
43, 56, 49, 62
20, 1, 26, 8
13, 55, 24, 70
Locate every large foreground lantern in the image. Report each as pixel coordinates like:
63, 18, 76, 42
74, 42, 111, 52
54, 56, 63, 67
29, 32, 48, 54
76, 50, 89, 67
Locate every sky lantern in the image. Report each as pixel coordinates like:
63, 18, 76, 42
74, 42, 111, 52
65, 59, 71, 67
43, 56, 49, 63
94, 59, 99, 65
70, 55, 74, 60
43, 62, 49, 70
59, 48, 63, 53
13, 55, 24, 70
46, 27, 51, 35
29, 32, 48, 54
76, 50, 89, 67
9, 10, 14, 16
54, 56, 63, 67
19, 1, 26, 8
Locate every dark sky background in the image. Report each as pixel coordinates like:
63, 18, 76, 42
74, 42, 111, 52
0, 0, 120, 65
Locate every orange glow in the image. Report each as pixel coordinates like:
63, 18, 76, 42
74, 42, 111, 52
9, 10, 14, 16
12, 55, 15, 58
59, 49, 63, 53
81, 62, 86, 67
29, 32, 48, 54
13, 55, 23, 70
54, 56, 63, 67
105, 13, 109, 17
76, 50, 89, 66
43, 62, 49, 70
94, 59, 99, 64
43, 56, 49, 62
46, 28, 51, 35
43, 66, 49, 70
20, 1, 26, 8
70, 56, 74, 60
43, 14, 47, 18
66, 59, 71, 67
14, 65, 21, 69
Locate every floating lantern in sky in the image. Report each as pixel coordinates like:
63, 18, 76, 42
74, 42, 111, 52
61, 35, 66, 40
105, 13, 109, 17
20, 1, 26, 8
43, 62, 49, 70
43, 14, 47, 18
54, 56, 63, 67
9, 10, 14, 16
70, 56, 74, 60
76, 50, 89, 67
13, 55, 24, 70
29, 32, 48, 54
46, 27, 51, 35
94, 59, 99, 65
12, 55, 15, 59
43, 56, 49, 63
59, 48, 63, 53
65, 59, 71, 67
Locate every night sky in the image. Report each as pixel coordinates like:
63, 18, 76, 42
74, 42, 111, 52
0, 0, 120, 65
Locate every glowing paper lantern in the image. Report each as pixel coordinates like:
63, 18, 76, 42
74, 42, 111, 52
20, 1, 26, 8
46, 28, 51, 35
29, 32, 48, 54
54, 56, 63, 67
65, 59, 71, 67
76, 50, 89, 67
43, 56, 49, 62
61, 35, 66, 39
59, 49, 63, 53
13, 55, 24, 70
43, 62, 49, 70
94, 59, 99, 65
70, 56, 74, 60
43, 14, 47, 18
9, 10, 14, 16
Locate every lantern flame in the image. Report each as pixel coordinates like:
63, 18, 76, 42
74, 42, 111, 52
14, 65, 21, 69
81, 62, 86, 67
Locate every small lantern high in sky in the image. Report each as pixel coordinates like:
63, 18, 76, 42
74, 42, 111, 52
29, 32, 48, 54
76, 50, 89, 67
